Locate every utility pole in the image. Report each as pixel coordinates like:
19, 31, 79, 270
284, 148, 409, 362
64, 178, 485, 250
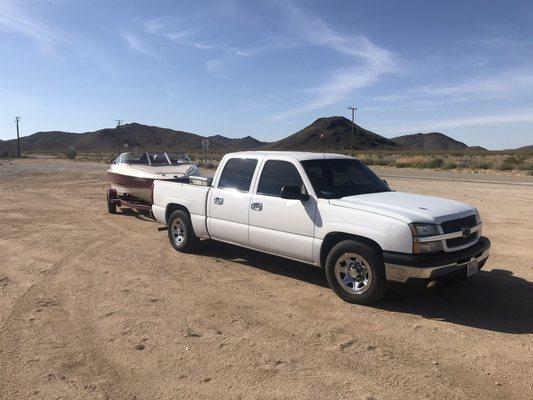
348, 106, 357, 157
115, 120, 124, 154
15, 116, 21, 158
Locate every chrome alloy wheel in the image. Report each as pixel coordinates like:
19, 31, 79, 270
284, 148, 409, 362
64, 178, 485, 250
334, 253, 373, 294
171, 218, 186, 246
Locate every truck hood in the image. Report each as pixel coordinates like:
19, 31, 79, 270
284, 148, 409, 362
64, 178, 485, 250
330, 191, 475, 224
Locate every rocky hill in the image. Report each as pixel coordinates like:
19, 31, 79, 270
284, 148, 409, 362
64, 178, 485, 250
265, 116, 397, 151
390, 132, 473, 150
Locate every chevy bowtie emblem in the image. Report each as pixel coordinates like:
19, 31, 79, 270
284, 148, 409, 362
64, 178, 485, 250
461, 228, 471, 237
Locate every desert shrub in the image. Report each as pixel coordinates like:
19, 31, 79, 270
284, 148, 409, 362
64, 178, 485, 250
498, 155, 524, 170
358, 155, 375, 165
359, 155, 393, 166
516, 161, 533, 170
470, 160, 491, 169
412, 157, 444, 169
393, 160, 411, 168
65, 150, 77, 159
441, 162, 458, 170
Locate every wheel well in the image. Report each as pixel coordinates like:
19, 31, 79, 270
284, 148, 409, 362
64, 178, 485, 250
165, 203, 190, 224
320, 232, 383, 267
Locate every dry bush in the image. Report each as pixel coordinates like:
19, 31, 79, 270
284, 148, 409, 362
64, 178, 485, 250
64, 150, 77, 159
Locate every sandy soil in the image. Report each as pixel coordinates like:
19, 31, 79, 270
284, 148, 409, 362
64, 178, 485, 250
0, 158, 531, 400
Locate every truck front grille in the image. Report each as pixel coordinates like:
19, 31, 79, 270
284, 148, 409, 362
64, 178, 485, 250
441, 215, 477, 234
446, 232, 478, 247
441, 214, 478, 249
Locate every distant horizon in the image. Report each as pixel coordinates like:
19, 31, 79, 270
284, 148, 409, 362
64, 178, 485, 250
1, 1, 532, 150
1, 116, 530, 151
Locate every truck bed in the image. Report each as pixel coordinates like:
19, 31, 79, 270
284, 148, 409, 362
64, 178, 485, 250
152, 178, 212, 237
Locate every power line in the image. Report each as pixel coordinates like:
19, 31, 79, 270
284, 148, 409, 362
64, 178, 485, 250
348, 106, 357, 157
115, 119, 124, 128
15, 116, 21, 158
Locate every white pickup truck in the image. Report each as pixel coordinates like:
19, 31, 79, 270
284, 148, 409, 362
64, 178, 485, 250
152, 151, 490, 304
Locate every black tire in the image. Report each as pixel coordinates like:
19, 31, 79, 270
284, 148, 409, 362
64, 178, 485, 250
325, 240, 387, 304
167, 210, 199, 252
107, 190, 117, 214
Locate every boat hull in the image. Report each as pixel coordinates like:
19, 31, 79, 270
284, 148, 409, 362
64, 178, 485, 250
107, 171, 155, 202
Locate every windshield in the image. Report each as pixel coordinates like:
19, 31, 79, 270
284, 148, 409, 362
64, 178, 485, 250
167, 153, 192, 164
301, 158, 390, 199
119, 152, 192, 166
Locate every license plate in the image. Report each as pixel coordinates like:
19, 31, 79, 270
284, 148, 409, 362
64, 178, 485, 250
466, 259, 479, 277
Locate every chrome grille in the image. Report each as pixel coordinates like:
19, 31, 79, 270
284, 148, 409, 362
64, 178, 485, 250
446, 232, 478, 247
441, 214, 478, 248
441, 215, 477, 234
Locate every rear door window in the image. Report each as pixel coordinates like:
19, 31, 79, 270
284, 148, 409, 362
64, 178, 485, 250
257, 160, 304, 197
217, 158, 258, 192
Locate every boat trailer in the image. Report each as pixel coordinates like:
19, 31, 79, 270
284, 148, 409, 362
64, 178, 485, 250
107, 188, 153, 214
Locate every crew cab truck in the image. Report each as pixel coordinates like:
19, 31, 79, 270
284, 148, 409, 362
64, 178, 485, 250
152, 151, 491, 304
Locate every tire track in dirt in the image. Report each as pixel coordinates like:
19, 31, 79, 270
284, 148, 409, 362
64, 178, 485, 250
0, 172, 140, 399
0, 236, 139, 399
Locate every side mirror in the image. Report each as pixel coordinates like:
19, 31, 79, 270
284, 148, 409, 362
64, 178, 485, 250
382, 179, 388, 186
280, 186, 309, 201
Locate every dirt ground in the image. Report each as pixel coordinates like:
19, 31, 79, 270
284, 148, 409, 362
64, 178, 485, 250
0, 158, 531, 400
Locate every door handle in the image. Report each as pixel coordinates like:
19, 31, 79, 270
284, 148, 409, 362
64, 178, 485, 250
213, 196, 224, 205
250, 202, 263, 211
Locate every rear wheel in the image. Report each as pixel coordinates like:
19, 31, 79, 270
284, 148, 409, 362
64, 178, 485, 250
325, 240, 387, 304
106, 189, 117, 214
167, 210, 198, 252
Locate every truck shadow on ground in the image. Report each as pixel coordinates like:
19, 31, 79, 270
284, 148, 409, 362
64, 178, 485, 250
196, 240, 533, 335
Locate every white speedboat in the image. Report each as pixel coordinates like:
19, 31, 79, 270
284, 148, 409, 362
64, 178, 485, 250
107, 152, 199, 202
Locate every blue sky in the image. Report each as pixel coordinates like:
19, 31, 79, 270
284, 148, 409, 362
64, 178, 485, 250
0, 0, 532, 149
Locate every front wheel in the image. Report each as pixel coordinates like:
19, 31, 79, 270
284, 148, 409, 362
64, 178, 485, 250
167, 210, 199, 252
325, 240, 387, 304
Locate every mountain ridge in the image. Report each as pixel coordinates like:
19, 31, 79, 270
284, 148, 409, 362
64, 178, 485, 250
0, 117, 519, 154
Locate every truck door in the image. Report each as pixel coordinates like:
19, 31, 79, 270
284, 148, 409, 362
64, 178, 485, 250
207, 157, 258, 246
248, 159, 317, 263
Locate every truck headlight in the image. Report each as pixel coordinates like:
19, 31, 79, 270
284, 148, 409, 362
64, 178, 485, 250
413, 240, 443, 253
409, 223, 443, 253
409, 223, 440, 237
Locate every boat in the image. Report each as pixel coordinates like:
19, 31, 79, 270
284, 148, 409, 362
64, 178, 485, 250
107, 152, 200, 203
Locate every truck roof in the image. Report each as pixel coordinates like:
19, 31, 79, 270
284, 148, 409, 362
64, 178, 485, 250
227, 151, 354, 161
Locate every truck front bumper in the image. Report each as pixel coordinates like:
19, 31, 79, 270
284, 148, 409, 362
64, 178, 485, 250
383, 236, 491, 284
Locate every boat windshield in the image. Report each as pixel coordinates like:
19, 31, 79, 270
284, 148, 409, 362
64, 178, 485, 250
119, 152, 192, 166
167, 153, 192, 164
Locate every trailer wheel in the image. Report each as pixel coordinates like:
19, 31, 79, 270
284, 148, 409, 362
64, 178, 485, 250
107, 189, 117, 214
168, 210, 198, 252
325, 240, 387, 304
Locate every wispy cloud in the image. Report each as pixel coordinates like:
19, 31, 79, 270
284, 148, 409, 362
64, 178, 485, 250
122, 33, 161, 60
270, 3, 399, 119
144, 19, 214, 51
421, 110, 533, 130
0, 0, 63, 53
140, 1, 399, 113
0, 0, 119, 74
375, 109, 533, 136
371, 68, 533, 114
418, 70, 533, 101
205, 59, 228, 79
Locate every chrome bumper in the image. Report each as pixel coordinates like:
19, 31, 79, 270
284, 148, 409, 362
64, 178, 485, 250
385, 249, 490, 283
